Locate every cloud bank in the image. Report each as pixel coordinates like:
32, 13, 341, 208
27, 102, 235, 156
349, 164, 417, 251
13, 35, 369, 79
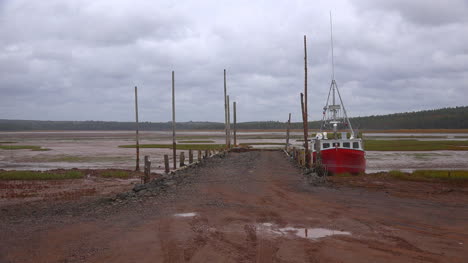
1, 0, 467, 122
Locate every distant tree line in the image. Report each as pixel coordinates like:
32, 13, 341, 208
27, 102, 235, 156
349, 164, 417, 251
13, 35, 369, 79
0, 106, 466, 131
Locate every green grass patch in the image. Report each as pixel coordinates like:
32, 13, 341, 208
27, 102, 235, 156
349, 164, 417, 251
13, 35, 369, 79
176, 135, 220, 140
0, 145, 50, 151
119, 144, 226, 150
412, 170, 468, 180
239, 142, 285, 146
364, 140, 468, 151
0, 170, 84, 180
31, 155, 128, 163
386, 169, 468, 181
178, 140, 215, 143
100, 170, 130, 178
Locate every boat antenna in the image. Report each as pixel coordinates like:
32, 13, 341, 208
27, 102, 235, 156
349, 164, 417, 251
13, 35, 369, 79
330, 11, 335, 81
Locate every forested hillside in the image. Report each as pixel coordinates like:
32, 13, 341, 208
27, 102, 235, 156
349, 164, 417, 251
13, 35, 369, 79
0, 106, 466, 131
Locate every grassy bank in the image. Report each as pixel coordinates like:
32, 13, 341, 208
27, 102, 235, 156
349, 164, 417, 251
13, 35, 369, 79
364, 140, 468, 151
335, 170, 468, 182
0, 145, 50, 151
387, 170, 468, 181
240, 142, 285, 146
119, 144, 226, 150
178, 140, 215, 143
100, 170, 130, 178
0, 170, 83, 180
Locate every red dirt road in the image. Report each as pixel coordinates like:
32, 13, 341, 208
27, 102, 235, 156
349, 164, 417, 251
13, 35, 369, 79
1, 151, 467, 262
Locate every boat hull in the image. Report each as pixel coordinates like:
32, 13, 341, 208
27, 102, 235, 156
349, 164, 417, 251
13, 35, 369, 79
314, 148, 365, 174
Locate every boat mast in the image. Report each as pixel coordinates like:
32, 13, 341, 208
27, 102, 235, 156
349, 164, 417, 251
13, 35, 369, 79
330, 12, 336, 122
319, 12, 355, 138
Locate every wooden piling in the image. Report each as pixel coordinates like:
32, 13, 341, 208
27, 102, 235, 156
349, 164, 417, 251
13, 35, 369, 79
180, 151, 185, 167
233, 101, 237, 146
164, 154, 170, 173
189, 149, 193, 164
286, 113, 291, 150
144, 156, 151, 183
205, 149, 209, 158
227, 95, 231, 148
303, 35, 311, 169
197, 150, 202, 162
172, 71, 176, 169
224, 69, 228, 148
134, 86, 140, 172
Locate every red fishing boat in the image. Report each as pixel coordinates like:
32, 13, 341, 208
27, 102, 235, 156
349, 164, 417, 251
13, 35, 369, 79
311, 15, 365, 175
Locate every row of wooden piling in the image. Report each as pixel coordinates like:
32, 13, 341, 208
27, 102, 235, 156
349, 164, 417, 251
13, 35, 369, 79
164, 149, 220, 172
141, 149, 225, 183
286, 146, 311, 168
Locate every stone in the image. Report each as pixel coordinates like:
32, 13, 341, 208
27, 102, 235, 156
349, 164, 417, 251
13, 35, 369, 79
133, 184, 147, 192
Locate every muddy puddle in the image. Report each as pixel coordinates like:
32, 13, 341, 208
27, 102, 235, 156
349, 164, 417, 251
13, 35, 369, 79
258, 223, 351, 240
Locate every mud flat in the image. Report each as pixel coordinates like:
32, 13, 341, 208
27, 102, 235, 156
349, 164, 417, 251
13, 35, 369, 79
2, 130, 468, 173
1, 151, 467, 262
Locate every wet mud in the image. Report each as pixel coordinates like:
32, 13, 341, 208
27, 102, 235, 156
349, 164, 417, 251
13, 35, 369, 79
1, 151, 467, 262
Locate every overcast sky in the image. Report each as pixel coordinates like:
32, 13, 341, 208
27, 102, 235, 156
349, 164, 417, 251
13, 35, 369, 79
1, 0, 467, 122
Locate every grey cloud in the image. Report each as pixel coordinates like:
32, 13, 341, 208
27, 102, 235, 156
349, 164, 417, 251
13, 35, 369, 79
0, 0, 467, 122
353, 0, 468, 26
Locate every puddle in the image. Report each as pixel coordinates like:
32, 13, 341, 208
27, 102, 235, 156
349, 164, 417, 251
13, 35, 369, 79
258, 223, 350, 240
174, 212, 197, 217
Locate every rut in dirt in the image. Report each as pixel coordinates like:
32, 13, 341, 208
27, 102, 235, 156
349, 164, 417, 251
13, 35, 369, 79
1, 151, 467, 263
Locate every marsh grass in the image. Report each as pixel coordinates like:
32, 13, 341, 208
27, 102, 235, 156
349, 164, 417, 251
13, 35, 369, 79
386, 170, 468, 181
0, 145, 50, 151
364, 140, 468, 151
119, 144, 226, 150
0, 170, 83, 180
239, 142, 285, 146
31, 155, 128, 163
100, 170, 130, 178
178, 140, 215, 143
0, 141, 16, 144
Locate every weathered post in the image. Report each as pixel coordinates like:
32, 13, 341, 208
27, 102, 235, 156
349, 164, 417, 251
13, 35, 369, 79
285, 113, 291, 150
134, 86, 140, 172
164, 154, 170, 173
224, 69, 228, 148
303, 35, 311, 169
205, 149, 209, 158
180, 152, 185, 167
144, 155, 151, 183
233, 101, 237, 146
172, 71, 177, 169
189, 149, 193, 164
197, 150, 202, 162
227, 95, 231, 148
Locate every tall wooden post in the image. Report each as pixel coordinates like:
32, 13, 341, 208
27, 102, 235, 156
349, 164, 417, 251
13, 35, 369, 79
134, 86, 140, 171
286, 113, 291, 150
189, 149, 193, 164
233, 101, 237, 146
227, 95, 231, 148
224, 69, 228, 148
303, 35, 311, 169
164, 154, 170, 173
180, 152, 185, 167
172, 71, 177, 169
144, 156, 150, 183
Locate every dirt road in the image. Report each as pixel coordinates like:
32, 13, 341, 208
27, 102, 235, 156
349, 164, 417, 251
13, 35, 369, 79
1, 151, 467, 262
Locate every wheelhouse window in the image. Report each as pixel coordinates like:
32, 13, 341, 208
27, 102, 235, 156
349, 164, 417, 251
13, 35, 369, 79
353, 142, 360, 149
343, 142, 350, 148
333, 142, 340, 147
322, 143, 330, 149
